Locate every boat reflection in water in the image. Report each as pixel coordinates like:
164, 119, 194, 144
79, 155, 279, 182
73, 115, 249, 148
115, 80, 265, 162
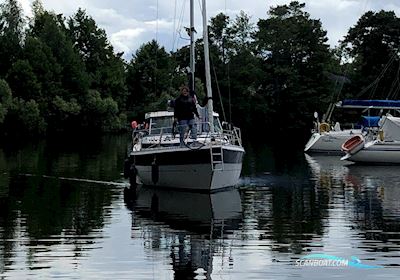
305, 154, 349, 186
124, 186, 242, 279
345, 165, 400, 217
305, 154, 400, 263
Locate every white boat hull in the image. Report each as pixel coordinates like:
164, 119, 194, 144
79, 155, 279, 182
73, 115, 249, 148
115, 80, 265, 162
136, 163, 242, 191
342, 141, 400, 164
130, 145, 244, 191
304, 130, 361, 153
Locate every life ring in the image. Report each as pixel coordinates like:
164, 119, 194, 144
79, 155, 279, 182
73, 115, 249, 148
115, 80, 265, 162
319, 122, 330, 133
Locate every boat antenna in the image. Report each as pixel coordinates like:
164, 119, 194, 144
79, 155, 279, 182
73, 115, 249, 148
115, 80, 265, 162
201, 0, 214, 132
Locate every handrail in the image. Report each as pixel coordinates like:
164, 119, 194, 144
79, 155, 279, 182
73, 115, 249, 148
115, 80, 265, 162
132, 121, 243, 148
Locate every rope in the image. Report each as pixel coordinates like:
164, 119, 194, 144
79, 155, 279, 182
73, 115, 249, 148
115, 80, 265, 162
354, 52, 397, 98
210, 55, 227, 121
169, 0, 188, 91
177, 0, 190, 42
325, 0, 374, 120
227, 61, 232, 123
387, 59, 400, 100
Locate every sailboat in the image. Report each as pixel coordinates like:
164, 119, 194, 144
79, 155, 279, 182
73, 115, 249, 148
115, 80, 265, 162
304, 100, 362, 153
337, 100, 400, 164
304, 99, 390, 153
304, 121, 361, 153
124, 0, 245, 191
342, 114, 400, 164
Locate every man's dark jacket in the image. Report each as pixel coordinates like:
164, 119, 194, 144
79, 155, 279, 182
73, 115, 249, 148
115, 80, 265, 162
174, 95, 199, 121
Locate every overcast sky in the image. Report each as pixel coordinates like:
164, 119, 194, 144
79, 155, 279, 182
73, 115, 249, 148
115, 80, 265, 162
15, 0, 400, 60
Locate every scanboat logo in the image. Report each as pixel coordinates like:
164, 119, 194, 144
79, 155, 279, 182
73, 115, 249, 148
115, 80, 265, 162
295, 254, 383, 269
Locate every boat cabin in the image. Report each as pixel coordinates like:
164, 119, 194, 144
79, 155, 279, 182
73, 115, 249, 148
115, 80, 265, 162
144, 110, 223, 135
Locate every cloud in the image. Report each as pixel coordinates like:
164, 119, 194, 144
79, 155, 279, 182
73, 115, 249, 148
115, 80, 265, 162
18, 0, 32, 17
15, 0, 400, 59
110, 28, 146, 55
144, 19, 173, 30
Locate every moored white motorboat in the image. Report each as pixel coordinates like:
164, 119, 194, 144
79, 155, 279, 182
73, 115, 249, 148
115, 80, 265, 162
342, 115, 400, 164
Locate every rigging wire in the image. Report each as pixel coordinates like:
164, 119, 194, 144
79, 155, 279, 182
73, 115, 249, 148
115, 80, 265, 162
169, 0, 187, 91
156, 0, 159, 43
387, 59, 400, 100
355, 52, 397, 98
154, 0, 159, 96
176, 0, 189, 47
198, 0, 227, 122
171, 0, 178, 51
326, 0, 373, 121
211, 56, 227, 121
225, 0, 232, 124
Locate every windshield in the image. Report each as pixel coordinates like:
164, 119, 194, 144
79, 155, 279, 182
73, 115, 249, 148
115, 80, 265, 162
149, 116, 174, 135
148, 115, 222, 135
198, 116, 222, 133
213, 116, 222, 132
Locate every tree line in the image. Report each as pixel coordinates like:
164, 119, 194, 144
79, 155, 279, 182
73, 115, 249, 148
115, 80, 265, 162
1, 0, 400, 140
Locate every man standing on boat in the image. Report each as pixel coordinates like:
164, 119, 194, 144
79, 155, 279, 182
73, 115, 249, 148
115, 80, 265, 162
174, 85, 200, 147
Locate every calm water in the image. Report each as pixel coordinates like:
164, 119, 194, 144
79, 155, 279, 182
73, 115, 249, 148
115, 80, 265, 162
1, 135, 400, 279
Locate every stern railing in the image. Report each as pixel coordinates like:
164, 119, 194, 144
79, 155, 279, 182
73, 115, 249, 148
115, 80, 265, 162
132, 122, 243, 150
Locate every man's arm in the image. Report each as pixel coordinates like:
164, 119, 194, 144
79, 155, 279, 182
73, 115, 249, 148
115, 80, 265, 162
192, 100, 200, 118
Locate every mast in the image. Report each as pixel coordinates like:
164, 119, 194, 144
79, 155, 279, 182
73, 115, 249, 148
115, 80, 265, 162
202, 0, 214, 132
189, 0, 195, 92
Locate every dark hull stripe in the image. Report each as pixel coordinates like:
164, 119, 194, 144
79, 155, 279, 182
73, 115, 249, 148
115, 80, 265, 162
132, 148, 244, 165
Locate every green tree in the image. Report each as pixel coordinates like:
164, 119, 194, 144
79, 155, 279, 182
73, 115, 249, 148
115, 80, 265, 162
26, 10, 90, 132
6, 60, 41, 100
6, 98, 46, 133
29, 10, 89, 100
23, 36, 62, 100
50, 96, 81, 130
32, 0, 44, 17
195, 11, 261, 131
82, 90, 122, 131
229, 11, 255, 54
255, 1, 333, 131
341, 10, 400, 99
67, 9, 127, 108
127, 40, 176, 118
0, 0, 24, 77
209, 13, 231, 63
0, 79, 12, 123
